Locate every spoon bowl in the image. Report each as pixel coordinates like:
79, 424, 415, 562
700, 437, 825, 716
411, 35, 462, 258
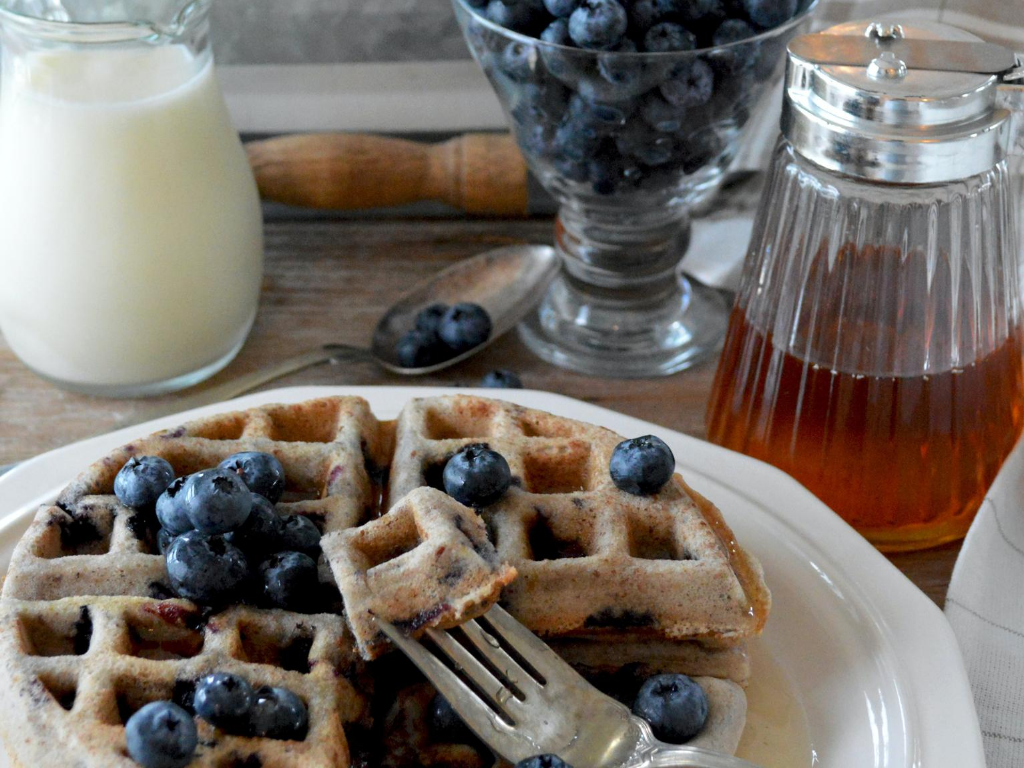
372, 244, 558, 374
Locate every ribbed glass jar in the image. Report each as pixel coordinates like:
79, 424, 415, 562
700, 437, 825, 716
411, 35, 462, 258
707, 140, 1024, 551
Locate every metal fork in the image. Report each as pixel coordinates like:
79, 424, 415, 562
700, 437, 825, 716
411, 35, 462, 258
377, 606, 760, 768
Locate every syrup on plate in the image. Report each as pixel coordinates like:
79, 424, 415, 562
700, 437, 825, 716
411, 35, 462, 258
736, 639, 815, 767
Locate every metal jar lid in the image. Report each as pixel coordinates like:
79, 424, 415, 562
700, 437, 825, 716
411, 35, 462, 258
782, 20, 1020, 184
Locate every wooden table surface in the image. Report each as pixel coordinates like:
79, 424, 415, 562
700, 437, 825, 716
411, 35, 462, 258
0, 216, 960, 606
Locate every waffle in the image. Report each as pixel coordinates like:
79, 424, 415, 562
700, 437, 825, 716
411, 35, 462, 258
0, 397, 388, 768
0, 394, 769, 767
390, 396, 771, 645
325, 487, 516, 660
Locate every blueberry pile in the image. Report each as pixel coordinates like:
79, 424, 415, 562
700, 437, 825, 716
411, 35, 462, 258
397, 302, 493, 369
114, 452, 322, 612
125, 674, 308, 767
459, 0, 805, 198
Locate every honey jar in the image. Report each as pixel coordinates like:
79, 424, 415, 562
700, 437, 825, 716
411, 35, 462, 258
707, 20, 1024, 551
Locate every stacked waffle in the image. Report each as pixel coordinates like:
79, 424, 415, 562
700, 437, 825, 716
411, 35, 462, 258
0, 395, 769, 767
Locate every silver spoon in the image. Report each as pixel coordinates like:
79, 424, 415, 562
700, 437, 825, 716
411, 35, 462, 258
153, 244, 559, 413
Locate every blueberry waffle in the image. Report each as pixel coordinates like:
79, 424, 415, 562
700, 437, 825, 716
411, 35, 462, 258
0, 394, 769, 766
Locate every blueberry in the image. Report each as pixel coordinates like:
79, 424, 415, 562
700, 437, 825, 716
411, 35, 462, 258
397, 329, 450, 369
194, 672, 254, 731
165, 530, 250, 605
501, 40, 537, 81
485, 0, 545, 33
589, 151, 643, 196
512, 81, 570, 127
676, 127, 725, 173
480, 369, 523, 388
713, 17, 756, 45
632, 674, 708, 743
641, 94, 686, 133
615, 121, 676, 165
181, 469, 252, 535
642, 22, 695, 53
539, 20, 587, 83
415, 303, 449, 335
659, 58, 714, 107
438, 303, 492, 354
515, 756, 574, 768
609, 435, 674, 495
115, 456, 175, 510
429, 693, 475, 742
554, 155, 591, 182
157, 528, 176, 555
543, 0, 578, 17
225, 495, 286, 557
125, 701, 197, 768
541, 18, 572, 45
156, 477, 192, 536
568, 92, 632, 134
260, 551, 319, 611
568, 0, 627, 50
279, 514, 322, 556
597, 38, 642, 92
654, 0, 723, 24
443, 444, 512, 508
249, 686, 308, 740
219, 451, 286, 504
518, 120, 557, 158
742, 0, 797, 29
626, 0, 661, 34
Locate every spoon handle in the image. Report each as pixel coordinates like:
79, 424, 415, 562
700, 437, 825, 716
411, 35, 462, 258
142, 344, 371, 421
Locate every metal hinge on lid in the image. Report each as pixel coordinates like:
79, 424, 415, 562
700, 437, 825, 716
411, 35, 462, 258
788, 34, 1018, 75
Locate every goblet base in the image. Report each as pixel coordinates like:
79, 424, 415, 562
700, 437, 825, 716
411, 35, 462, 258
518, 272, 729, 378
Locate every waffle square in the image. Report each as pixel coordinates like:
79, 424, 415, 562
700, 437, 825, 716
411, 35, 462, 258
0, 596, 368, 767
325, 487, 517, 660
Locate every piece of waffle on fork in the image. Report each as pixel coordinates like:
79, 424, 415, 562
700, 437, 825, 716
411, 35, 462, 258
324, 487, 516, 660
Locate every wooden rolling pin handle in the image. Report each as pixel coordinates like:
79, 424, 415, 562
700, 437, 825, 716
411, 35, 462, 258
245, 132, 529, 217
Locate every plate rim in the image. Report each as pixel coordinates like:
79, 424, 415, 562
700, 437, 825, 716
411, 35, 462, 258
0, 385, 984, 767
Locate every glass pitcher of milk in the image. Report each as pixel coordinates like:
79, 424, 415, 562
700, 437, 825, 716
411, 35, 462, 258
0, 0, 263, 396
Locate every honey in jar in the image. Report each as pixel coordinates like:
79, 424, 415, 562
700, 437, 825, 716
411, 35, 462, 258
708, 305, 1024, 551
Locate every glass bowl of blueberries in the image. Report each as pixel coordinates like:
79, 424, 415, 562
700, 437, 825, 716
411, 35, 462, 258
452, 0, 818, 377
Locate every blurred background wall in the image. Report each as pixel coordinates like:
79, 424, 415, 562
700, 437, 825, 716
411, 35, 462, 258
210, 0, 1021, 65
213, 0, 1022, 131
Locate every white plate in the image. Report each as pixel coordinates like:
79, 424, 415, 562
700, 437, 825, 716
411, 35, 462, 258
0, 386, 984, 768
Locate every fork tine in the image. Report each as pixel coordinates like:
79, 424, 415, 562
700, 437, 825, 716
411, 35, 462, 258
425, 627, 518, 718
376, 620, 509, 720
376, 618, 541, 762
480, 606, 584, 683
460, 618, 543, 694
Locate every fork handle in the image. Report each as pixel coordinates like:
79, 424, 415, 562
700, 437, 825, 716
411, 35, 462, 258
640, 742, 762, 768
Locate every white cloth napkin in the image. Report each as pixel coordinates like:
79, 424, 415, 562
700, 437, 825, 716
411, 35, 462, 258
945, 435, 1024, 768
